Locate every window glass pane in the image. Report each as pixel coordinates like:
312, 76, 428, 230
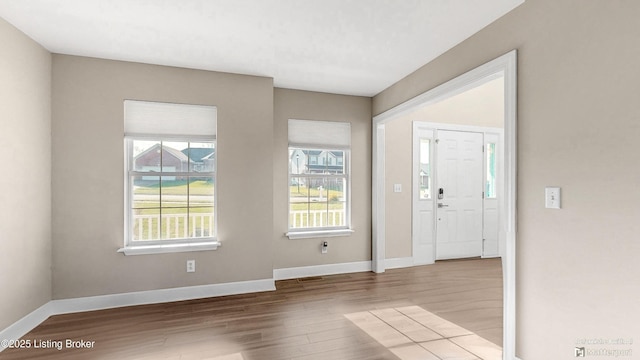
189, 207, 214, 238
132, 208, 160, 241
186, 142, 215, 173
189, 176, 214, 205
290, 176, 309, 229
486, 143, 497, 198
160, 176, 188, 208
132, 176, 159, 209
328, 151, 345, 175
161, 208, 189, 239
309, 179, 329, 228
132, 140, 161, 172
290, 149, 307, 175
161, 141, 189, 172
189, 177, 215, 237
327, 177, 346, 227
419, 139, 431, 200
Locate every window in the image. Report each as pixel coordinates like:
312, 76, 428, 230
419, 138, 431, 200
121, 100, 218, 255
486, 142, 497, 198
287, 119, 352, 238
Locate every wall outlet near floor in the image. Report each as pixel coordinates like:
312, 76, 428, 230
186, 260, 196, 273
321, 241, 328, 254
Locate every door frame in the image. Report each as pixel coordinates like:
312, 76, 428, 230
412, 123, 504, 264
372, 50, 517, 359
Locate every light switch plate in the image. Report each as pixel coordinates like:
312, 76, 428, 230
393, 184, 402, 193
545, 187, 561, 209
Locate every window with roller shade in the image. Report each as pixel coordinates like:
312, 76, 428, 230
123, 100, 217, 250
287, 119, 351, 236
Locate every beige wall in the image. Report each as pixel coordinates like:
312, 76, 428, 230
385, 78, 504, 259
51, 55, 274, 299
273, 89, 372, 269
374, 1, 640, 358
0, 18, 52, 330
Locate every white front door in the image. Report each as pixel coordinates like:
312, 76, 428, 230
435, 130, 484, 260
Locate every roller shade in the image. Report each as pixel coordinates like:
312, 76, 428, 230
124, 100, 217, 137
288, 119, 351, 149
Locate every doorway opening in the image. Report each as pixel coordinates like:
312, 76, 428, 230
372, 50, 517, 359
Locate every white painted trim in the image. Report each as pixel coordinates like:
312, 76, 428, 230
273, 261, 372, 280
372, 50, 517, 360
384, 257, 415, 269
373, 64, 505, 125
51, 278, 275, 315
0, 302, 53, 347
502, 50, 518, 360
118, 241, 221, 255
371, 124, 386, 273
411, 122, 504, 135
285, 229, 354, 240
0, 278, 275, 352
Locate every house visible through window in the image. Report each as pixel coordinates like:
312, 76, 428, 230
287, 119, 351, 236
123, 100, 217, 251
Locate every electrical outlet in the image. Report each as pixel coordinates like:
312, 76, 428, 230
321, 241, 328, 254
186, 260, 196, 273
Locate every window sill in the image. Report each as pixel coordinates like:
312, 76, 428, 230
118, 241, 221, 256
286, 229, 354, 240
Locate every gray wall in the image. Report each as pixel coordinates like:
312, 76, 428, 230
374, 1, 640, 358
0, 18, 52, 330
51, 55, 274, 299
273, 88, 372, 269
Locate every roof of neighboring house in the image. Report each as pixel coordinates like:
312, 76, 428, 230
135, 143, 191, 163
182, 148, 215, 162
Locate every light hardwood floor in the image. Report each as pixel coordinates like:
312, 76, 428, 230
0, 258, 502, 360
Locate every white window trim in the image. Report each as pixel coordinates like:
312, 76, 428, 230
286, 229, 354, 240
120, 134, 218, 255
287, 146, 353, 239
118, 241, 221, 256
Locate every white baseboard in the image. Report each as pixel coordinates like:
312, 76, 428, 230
0, 278, 275, 352
274, 261, 372, 280
385, 257, 414, 269
0, 302, 53, 347
51, 278, 275, 315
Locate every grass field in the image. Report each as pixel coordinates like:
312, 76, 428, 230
134, 179, 214, 195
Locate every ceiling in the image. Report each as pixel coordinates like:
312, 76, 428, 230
0, 0, 523, 97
